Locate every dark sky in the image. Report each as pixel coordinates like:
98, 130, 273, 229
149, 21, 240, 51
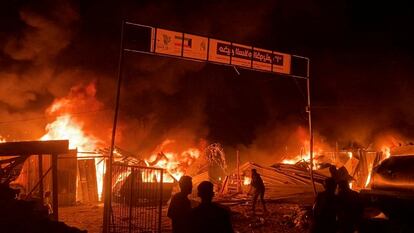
1, 0, 414, 158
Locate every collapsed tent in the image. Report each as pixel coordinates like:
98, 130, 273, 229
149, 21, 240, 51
224, 162, 328, 200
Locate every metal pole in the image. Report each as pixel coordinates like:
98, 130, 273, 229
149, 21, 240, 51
158, 170, 163, 233
103, 20, 126, 233
128, 169, 135, 233
306, 59, 317, 196
38, 154, 44, 204
236, 150, 240, 193
52, 154, 59, 220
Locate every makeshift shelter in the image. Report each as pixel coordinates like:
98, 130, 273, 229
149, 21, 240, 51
0, 140, 69, 220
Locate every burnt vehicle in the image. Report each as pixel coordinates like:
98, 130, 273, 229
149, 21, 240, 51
360, 155, 414, 221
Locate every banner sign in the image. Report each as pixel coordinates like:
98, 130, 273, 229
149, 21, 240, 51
231, 43, 252, 68
150, 27, 293, 75
273, 52, 291, 74
253, 48, 273, 71
183, 33, 208, 60
154, 28, 182, 56
208, 39, 231, 64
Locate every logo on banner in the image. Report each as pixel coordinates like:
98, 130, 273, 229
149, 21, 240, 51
155, 29, 182, 56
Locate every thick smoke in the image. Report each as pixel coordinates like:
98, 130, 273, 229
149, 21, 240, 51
0, 1, 102, 141
1, 1, 414, 165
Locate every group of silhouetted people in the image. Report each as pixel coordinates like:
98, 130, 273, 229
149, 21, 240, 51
167, 176, 234, 233
312, 175, 364, 233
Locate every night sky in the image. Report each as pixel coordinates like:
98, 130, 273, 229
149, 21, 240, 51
1, 0, 414, 162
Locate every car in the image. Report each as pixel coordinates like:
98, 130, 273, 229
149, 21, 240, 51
360, 155, 414, 221
371, 155, 414, 192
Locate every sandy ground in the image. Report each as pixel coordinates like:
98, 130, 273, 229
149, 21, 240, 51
59, 202, 309, 233
59, 204, 104, 233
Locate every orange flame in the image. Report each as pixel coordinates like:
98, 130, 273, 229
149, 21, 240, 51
365, 164, 373, 188
281, 140, 322, 169
40, 115, 100, 151
40, 83, 105, 201
381, 146, 391, 159
281, 151, 320, 169
243, 176, 251, 186
144, 141, 201, 183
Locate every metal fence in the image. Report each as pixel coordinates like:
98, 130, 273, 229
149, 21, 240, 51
110, 164, 164, 233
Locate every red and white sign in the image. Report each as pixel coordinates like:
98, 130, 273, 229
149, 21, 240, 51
208, 39, 231, 64
231, 43, 252, 68
182, 33, 208, 60
154, 28, 182, 56
151, 27, 293, 75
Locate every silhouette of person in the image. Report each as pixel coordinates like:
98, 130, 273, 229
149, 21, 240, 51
191, 181, 234, 233
168, 176, 193, 233
249, 169, 268, 215
337, 180, 363, 233
311, 178, 337, 233
329, 165, 338, 182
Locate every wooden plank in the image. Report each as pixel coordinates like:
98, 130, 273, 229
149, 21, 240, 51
78, 159, 98, 203
52, 154, 58, 220
238, 162, 326, 199
57, 155, 77, 206
0, 140, 69, 156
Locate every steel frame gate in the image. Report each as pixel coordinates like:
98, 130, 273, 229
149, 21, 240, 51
110, 164, 163, 233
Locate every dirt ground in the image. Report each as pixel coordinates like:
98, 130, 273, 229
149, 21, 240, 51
59, 202, 310, 233
59, 204, 104, 233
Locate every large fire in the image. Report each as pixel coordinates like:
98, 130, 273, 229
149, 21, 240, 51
281, 140, 322, 169
40, 115, 99, 151
40, 83, 202, 200
40, 83, 106, 200
281, 152, 314, 165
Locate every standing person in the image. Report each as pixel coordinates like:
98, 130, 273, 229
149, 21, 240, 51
311, 178, 338, 233
337, 180, 363, 233
191, 181, 234, 233
249, 169, 268, 215
168, 176, 193, 233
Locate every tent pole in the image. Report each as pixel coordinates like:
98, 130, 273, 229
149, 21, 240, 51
306, 59, 317, 196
